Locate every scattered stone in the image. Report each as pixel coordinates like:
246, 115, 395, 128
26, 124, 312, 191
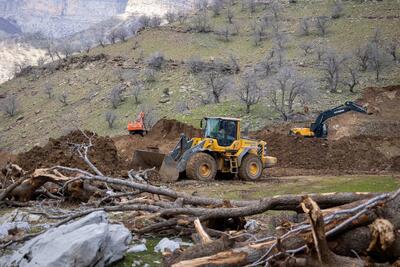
127, 244, 147, 253
154, 237, 180, 253
0, 222, 30, 239
132, 260, 143, 267
35, 110, 41, 114
245, 219, 259, 231
16, 116, 24, 121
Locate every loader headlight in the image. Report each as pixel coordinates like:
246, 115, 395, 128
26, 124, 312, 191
263, 146, 268, 156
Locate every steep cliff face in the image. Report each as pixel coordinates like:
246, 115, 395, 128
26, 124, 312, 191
126, 0, 192, 16
0, 0, 128, 37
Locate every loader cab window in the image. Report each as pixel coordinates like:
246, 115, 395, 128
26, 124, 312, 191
204, 118, 237, 146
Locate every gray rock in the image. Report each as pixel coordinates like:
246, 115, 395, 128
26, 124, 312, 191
127, 244, 147, 253
0, 211, 131, 267
244, 219, 259, 231
0, 222, 30, 239
154, 237, 180, 253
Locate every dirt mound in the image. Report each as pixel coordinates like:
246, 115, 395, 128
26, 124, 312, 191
113, 119, 202, 162
253, 131, 399, 173
148, 119, 202, 140
329, 85, 400, 140
16, 131, 124, 175
0, 151, 16, 169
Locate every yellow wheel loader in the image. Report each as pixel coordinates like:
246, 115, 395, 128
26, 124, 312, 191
133, 117, 277, 182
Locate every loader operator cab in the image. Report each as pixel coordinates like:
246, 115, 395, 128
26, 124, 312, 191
202, 117, 239, 147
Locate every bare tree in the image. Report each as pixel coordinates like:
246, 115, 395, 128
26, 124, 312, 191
300, 43, 313, 56
82, 41, 92, 53
107, 30, 118, 44
138, 15, 151, 27
187, 57, 206, 73
110, 84, 124, 108
204, 71, 228, 103
299, 18, 310, 36
195, 0, 208, 11
105, 111, 117, 128
331, 0, 344, 19
192, 11, 211, 32
58, 42, 75, 58
58, 91, 68, 106
130, 75, 144, 104
150, 16, 162, 27
369, 42, 384, 81
386, 39, 398, 62
316, 45, 326, 62
257, 51, 275, 78
316, 16, 329, 37
354, 44, 370, 71
320, 50, 345, 92
238, 72, 261, 113
44, 38, 56, 62
144, 68, 156, 83
2, 96, 18, 117
270, 2, 281, 21
215, 26, 231, 42
273, 32, 288, 51
211, 0, 224, 16
177, 11, 188, 24
342, 66, 359, 93
247, 0, 257, 14
165, 11, 176, 24
140, 104, 159, 129
229, 54, 240, 73
147, 52, 165, 70
43, 83, 54, 99
226, 4, 234, 24
267, 67, 309, 121
95, 30, 106, 48
115, 28, 128, 42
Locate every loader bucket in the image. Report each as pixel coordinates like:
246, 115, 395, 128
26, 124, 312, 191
132, 149, 166, 169
159, 155, 180, 182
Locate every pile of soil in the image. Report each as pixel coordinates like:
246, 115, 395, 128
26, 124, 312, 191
16, 130, 125, 175
329, 85, 400, 140
253, 131, 400, 174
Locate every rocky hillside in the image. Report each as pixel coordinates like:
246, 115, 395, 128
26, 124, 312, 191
0, 0, 399, 153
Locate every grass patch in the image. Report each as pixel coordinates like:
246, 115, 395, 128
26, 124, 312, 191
114, 238, 163, 267
175, 175, 400, 200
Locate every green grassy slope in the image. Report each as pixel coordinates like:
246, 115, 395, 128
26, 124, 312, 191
0, 0, 399, 152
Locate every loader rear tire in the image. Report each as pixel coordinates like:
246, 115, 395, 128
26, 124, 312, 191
239, 154, 262, 181
186, 152, 217, 181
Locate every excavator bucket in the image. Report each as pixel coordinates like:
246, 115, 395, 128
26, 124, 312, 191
132, 149, 166, 169
159, 155, 180, 182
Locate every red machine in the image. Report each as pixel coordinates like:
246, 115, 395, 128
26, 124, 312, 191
127, 112, 146, 136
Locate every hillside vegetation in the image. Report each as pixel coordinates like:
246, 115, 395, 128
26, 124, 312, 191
0, 0, 399, 152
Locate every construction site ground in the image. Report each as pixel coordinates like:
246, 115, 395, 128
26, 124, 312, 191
2, 85, 400, 193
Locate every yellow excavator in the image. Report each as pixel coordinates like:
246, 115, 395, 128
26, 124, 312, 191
133, 117, 277, 182
289, 101, 369, 138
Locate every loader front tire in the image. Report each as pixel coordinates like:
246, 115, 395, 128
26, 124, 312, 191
239, 154, 263, 181
186, 152, 217, 181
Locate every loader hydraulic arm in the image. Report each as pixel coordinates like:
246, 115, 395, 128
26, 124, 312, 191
310, 101, 368, 137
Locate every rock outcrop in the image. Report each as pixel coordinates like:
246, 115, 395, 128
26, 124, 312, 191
0, 211, 132, 267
